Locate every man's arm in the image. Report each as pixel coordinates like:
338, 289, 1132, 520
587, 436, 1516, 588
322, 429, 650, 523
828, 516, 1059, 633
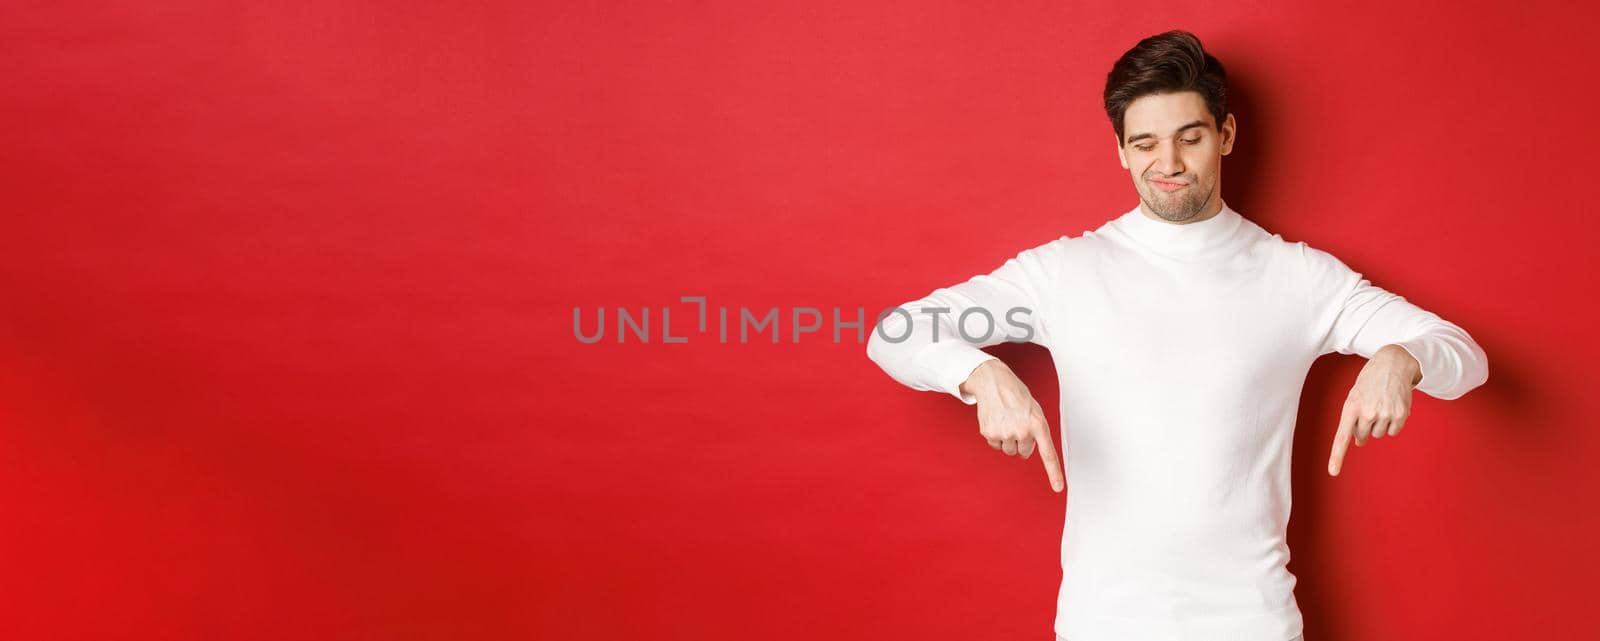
1304, 243, 1490, 476
865, 242, 1056, 404
1310, 245, 1490, 400
1338, 295, 1490, 400
866, 241, 1066, 491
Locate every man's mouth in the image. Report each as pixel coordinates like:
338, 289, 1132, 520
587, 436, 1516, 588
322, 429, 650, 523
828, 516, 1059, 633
1149, 178, 1188, 192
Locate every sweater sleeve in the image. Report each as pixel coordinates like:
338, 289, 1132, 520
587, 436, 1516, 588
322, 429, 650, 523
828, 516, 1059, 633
866, 240, 1059, 405
1303, 243, 1489, 400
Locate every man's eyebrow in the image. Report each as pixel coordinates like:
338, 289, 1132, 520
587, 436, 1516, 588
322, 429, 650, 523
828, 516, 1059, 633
1125, 120, 1210, 144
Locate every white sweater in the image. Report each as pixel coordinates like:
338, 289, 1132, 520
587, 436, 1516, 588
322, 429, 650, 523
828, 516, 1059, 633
866, 201, 1489, 641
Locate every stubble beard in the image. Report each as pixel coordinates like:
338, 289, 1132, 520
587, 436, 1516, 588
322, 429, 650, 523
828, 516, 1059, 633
1139, 173, 1217, 223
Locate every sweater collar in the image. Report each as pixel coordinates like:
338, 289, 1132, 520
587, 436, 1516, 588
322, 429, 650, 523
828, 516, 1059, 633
1113, 199, 1244, 258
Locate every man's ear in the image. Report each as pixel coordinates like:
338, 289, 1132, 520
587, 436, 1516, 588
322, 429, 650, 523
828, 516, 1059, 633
1115, 134, 1128, 169
1219, 113, 1237, 156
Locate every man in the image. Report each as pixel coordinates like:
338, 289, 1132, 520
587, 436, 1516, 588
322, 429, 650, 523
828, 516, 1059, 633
864, 30, 1489, 641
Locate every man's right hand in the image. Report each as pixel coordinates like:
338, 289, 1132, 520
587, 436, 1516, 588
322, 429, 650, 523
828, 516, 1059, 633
959, 359, 1065, 493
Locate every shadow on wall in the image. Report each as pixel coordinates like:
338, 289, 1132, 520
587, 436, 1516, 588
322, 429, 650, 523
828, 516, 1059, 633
1217, 59, 1269, 220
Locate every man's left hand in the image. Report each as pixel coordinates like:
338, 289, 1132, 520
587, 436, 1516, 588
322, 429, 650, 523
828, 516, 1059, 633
1328, 344, 1422, 477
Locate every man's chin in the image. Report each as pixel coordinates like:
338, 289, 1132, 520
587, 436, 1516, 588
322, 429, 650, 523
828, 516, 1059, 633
1143, 196, 1205, 221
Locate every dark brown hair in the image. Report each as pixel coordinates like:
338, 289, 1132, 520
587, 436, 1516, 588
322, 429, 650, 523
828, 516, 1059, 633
1104, 30, 1228, 146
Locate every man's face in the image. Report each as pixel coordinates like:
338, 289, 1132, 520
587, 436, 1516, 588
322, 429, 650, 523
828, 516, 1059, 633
1116, 91, 1236, 222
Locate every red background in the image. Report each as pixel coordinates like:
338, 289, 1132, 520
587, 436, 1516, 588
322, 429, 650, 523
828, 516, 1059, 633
3, 1, 1597, 639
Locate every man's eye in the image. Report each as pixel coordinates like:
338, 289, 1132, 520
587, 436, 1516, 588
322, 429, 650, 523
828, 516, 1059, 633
1136, 145, 1155, 152
1181, 138, 1200, 145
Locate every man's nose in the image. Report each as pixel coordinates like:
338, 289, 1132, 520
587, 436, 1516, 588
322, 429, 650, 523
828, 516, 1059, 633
1158, 141, 1184, 175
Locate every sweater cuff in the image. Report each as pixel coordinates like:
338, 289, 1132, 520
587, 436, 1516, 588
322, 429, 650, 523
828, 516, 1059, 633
1392, 337, 1438, 396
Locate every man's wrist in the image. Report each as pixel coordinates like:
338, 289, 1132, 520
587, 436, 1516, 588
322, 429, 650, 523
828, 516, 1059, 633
1378, 343, 1423, 387
959, 358, 1004, 402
